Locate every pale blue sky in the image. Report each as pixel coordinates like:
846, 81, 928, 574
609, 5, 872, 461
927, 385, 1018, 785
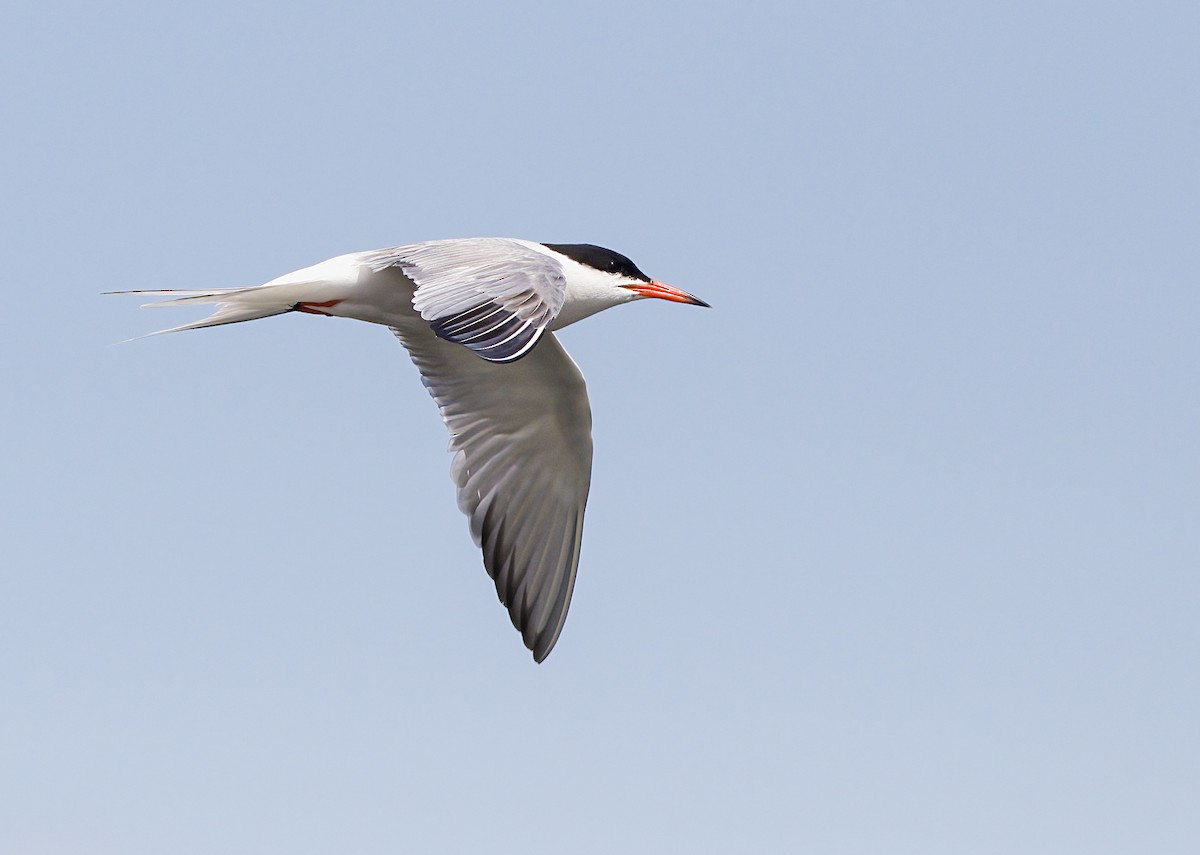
2, 1, 1198, 852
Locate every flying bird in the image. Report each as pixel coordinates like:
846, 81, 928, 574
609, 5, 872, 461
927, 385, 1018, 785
117, 238, 708, 661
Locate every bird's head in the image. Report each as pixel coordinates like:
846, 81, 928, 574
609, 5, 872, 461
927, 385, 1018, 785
541, 243, 709, 325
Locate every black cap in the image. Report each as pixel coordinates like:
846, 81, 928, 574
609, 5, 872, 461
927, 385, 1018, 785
541, 243, 652, 282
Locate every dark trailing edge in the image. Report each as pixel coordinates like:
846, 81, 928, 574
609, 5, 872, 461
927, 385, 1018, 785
429, 301, 543, 363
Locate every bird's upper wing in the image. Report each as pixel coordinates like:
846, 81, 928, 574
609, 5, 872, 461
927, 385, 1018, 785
390, 317, 593, 662
365, 239, 566, 363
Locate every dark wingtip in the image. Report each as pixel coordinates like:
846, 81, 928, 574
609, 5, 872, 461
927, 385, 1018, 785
531, 626, 563, 663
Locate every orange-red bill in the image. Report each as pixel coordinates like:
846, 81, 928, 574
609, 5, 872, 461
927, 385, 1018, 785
623, 280, 710, 307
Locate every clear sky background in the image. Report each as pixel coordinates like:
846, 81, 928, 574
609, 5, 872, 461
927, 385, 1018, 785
2, 1, 1197, 852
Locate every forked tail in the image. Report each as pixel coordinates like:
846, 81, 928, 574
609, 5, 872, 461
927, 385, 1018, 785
108, 280, 344, 337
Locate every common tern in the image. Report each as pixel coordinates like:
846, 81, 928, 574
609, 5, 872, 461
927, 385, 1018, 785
117, 238, 708, 661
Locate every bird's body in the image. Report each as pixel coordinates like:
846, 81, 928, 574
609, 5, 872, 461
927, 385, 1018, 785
119, 238, 707, 661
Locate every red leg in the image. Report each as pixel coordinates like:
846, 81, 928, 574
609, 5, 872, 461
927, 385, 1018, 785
294, 299, 344, 316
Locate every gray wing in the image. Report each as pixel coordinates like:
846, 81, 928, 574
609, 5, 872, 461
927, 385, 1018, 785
390, 318, 592, 662
366, 239, 566, 363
